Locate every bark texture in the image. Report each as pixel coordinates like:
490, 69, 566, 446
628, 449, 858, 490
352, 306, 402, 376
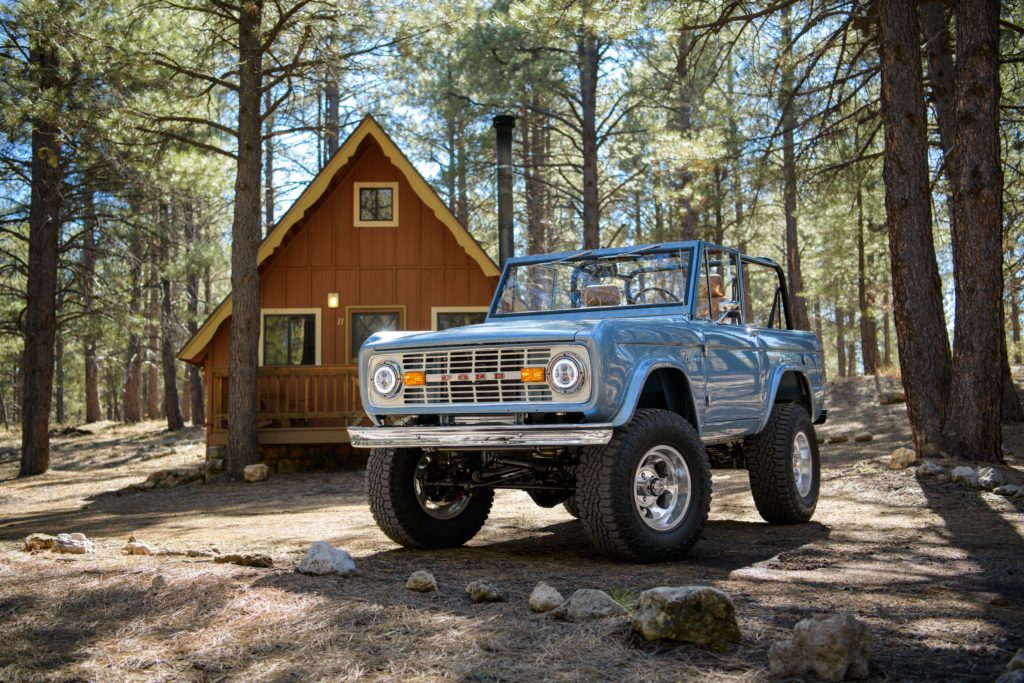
226, 0, 264, 477
82, 189, 102, 423
578, 30, 600, 249
877, 0, 952, 456
160, 203, 183, 431
184, 202, 204, 428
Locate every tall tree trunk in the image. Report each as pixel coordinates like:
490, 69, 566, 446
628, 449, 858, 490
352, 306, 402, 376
941, 0, 1004, 461
882, 290, 892, 368
456, 117, 469, 225
325, 76, 340, 156
578, 29, 600, 249
856, 182, 880, 374
226, 0, 265, 477
124, 231, 144, 423
20, 34, 63, 476
814, 298, 827, 384
780, 6, 810, 331
264, 89, 275, 235
145, 263, 160, 419
523, 104, 549, 254
847, 341, 857, 378
160, 201, 184, 431
54, 335, 64, 424
82, 188, 102, 423
676, 28, 698, 240
1011, 268, 1022, 365
184, 202, 204, 428
878, 0, 952, 456
836, 305, 847, 379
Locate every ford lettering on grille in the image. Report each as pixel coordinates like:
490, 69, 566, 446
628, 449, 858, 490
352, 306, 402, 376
402, 346, 552, 405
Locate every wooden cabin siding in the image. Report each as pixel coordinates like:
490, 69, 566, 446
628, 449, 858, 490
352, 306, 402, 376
200, 138, 498, 443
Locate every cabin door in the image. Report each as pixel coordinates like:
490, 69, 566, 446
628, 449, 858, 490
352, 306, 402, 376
346, 306, 405, 364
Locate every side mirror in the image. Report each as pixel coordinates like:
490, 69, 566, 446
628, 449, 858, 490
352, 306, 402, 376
716, 300, 741, 324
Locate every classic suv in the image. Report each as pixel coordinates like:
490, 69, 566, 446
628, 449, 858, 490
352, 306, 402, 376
348, 241, 826, 562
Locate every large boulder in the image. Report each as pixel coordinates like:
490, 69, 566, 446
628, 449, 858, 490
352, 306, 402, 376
769, 613, 871, 681
994, 484, 1024, 498
296, 542, 357, 576
549, 589, 628, 622
54, 533, 95, 554
977, 467, 1003, 491
529, 582, 565, 613
243, 464, 270, 482
406, 570, 438, 593
888, 447, 917, 470
466, 580, 504, 603
24, 533, 56, 552
950, 466, 979, 487
632, 586, 741, 651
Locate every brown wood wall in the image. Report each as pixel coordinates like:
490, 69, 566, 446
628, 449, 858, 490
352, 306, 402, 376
200, 138, 499, 436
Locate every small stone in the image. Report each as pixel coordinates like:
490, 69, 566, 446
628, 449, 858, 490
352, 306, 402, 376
297, 541, 357, 576
632, 586, 741, 651
122, 541, 155, 556
24, 533, 56, 552
916, 461, 945, 477
828, 434, 850, 444
406, 570, 438, 593
769, 613, 872, 681
549, 589, 629, 622
995, 484, 1024, 498
529, 582, 565, 613
950, 466, 979, 487
888, 447, 917, 470
977, 467, 1004, 490
187, 548, 216, 557
466, 580, 504, 603
854, 433, 873, 443
54, 533, 96, 554
151, 574, 167, 590
243, 464, 269, 482
213, 553, 273, 568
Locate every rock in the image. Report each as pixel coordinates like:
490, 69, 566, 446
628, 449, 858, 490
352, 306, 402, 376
828, 434, 851, 444
977, 467, 1003, 490
296, 541, 357, 576
1007, 648, 1024, 673
151, 574, 167, 590
529, 582, 566, 613
879, 392, 906, 405
997, 672, 1024, 683
143, 466, 204, 489
54, 533, 96, 554
213, 553, 273, 568
549, 589, 629, 622
466, 580, 504, 603
854, 433, 873, 443
122, 541, 155, 556
243, 464, 269, 482
916, 462, 945, 477
768, 613, 872, 681
207, 458, 224, 471
406, 570, 438, 593
888, 447, 917, 470
187, 548, 216, 557
24, 533, 56, 552
950, 466, 979, 487
632, 586, 741, 651
994, 484, 1024, 498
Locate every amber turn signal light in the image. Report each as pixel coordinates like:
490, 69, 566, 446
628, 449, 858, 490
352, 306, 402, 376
520, 367, 546, 383
403, 371, 426, 386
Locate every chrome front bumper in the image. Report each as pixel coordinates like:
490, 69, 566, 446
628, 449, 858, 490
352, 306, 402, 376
347, 423, 614, 449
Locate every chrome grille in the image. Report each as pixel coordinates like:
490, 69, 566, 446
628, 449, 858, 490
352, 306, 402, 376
402, 346, 553, 404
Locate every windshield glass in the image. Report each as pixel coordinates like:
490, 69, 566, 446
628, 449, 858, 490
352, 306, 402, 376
493, 248, 693, 316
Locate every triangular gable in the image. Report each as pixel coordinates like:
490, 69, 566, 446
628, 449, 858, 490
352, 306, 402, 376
178, 115, 499, 363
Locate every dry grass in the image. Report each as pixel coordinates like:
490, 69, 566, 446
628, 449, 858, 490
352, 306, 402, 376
1, 382, 1023, 682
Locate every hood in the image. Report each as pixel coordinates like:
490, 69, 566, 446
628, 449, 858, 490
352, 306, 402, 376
366, 318, 597, 352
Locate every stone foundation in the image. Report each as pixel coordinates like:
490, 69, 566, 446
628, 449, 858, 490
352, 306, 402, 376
205, 444, 367, 473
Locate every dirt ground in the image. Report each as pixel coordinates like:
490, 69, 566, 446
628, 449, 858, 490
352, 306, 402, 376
1, 376, 1022, 682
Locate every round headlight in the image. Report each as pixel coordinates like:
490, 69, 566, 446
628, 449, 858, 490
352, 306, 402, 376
371, 361, 402, 398
548, 354, 585, 394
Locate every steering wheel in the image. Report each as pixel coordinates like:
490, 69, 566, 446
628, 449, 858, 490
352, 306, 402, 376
634, 286, 679, 304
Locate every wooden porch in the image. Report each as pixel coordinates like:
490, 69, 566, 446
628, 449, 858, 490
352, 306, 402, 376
209, 366, 368, 445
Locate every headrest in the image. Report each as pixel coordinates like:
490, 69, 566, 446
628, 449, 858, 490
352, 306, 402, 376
582, 284, 621, 307
697, 273, 726, 298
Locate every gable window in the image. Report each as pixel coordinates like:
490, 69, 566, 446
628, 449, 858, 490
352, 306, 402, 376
354, 181, 399, 227
260, 309, 321, 366
432, 307, 488, 331
347, 306, 404, 362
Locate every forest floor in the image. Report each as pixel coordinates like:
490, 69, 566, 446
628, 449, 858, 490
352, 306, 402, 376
0, 375, 1022, 682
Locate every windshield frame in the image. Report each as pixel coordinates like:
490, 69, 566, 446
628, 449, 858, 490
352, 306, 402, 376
488, 243, 698, 319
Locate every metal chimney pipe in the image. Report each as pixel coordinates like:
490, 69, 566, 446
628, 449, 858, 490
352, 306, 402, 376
493, 115, 516, 269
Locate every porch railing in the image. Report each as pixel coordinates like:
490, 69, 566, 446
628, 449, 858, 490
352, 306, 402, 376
211, 365, 365, 432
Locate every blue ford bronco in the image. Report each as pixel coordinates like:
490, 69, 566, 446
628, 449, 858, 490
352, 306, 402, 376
348, 241, 826, 562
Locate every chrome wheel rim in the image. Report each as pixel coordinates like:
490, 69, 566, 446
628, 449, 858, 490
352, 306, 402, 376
414, 455, 470, 519
633, 445, 691, 531
792, 431, 813, 498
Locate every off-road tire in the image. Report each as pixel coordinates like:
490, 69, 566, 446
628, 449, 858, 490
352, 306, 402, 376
745, 404, 820, 524
562, 495, 580, 518
575, 409, 712, 563
366, 448, 493, 549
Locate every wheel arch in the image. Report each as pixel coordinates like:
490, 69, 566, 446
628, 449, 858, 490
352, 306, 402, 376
758, 367, 814, 432
613, 363, 700, 433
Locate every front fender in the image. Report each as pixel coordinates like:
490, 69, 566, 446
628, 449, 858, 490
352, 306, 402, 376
608, 360, 701, 431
